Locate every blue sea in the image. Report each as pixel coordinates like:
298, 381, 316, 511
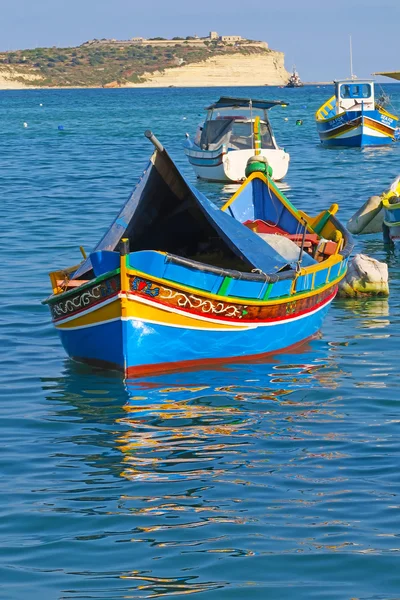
1, 84, 400, 600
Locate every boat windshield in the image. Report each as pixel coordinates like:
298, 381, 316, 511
200, 115, 274, 151
208, 106, 267, 121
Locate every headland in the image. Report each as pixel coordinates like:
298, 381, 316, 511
0, 31, 290, 89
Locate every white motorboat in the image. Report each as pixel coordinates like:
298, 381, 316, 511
184, 96, 290, 182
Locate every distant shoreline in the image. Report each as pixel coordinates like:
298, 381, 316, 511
2, 81, 397, 91
0, 82, 332, 90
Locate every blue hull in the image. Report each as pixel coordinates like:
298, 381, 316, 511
321, 132, 394, 148
59, 320, 124, 370
316, 108, 396, 148
57, 299, 333, 375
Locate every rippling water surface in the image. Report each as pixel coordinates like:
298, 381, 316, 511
2, 85, 400, 599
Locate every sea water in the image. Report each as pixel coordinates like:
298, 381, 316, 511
1, 85, 400, 599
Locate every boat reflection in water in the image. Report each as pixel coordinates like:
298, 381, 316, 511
40, 327, 390, 597
43, 340, 343, 485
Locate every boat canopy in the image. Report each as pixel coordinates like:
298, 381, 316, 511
72, 142, 293, 280
205, 97, 287, 111
373, 71, 400, 81
199, 118, 274, 151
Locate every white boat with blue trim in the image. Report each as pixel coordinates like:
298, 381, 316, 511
316, 79, 399, 147
184, 97, 290, 182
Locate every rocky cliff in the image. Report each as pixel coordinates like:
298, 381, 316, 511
129, 51, 289, 87
0, 43, 290, 89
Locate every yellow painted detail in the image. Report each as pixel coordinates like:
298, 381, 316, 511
127, 263, 345, 306
381, 177, 400, 209
124, 296, 243, 329
253, 116, 261, 155
316, 96, 336, 121
321, 122, 359, 139
120, 252, 130, 295
56, 298, 121, 329
297, 204, 340, 241
383, 219, 400, 227
364, 118, 395, 137
221, 171, 315, 234
377, 106, 399, 121
382, 198, 400, 210
55, 269, 347, 331
49, 262, 82, 294
296, 254, 342, 276
325, 266, 332, 284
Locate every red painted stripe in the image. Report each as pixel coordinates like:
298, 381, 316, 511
125, 286, 338, 325
125, 332, 320, 379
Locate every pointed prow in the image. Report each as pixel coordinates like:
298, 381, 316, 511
144, 130, 164, 152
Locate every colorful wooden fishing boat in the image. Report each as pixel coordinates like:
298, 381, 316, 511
184, 96, 289, 182
43, 131, 352, 377
381, 175, 400, 242
316, 79, 399, 147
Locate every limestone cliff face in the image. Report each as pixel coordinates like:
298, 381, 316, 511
127, 51, 290, 88
0, 49, 290, 89
0, 67, 43, 89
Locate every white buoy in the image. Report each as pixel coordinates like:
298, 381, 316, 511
23, 122, 28, 128
338, 254, 389, 297
39, 103, 43, 107
347, 195, 383, 235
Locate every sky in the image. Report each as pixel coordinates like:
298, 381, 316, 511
1, 0, 399, 82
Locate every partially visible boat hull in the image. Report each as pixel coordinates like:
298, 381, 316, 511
184, 147, 290, 182
383, 199, 400, 242
317, 111, 397, 147
316, 81, 399, 147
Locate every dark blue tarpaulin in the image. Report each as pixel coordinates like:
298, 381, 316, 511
73, 145, 291, 279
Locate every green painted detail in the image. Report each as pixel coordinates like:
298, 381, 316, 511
262, 283, 273, 300
267, 176, 301, 215
313, 211, 331, 235
218, 276, 232, 296
383, 219, 400, 227
242, 309, 248, 316
245, 161, 273, 178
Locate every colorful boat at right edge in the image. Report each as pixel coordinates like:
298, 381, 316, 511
316, 79, 399, 147
382, 175, 400, 242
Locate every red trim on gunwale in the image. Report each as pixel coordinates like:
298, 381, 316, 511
124, 286, 338, 325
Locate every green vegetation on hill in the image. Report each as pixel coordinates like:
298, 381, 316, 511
0, 42, 271, 87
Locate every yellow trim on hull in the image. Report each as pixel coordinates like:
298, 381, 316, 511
220, 171, 314, 232
55, 298, 121, 329
54, 270, 347, 331
319, 122, 360, 140
363, 118, 394, 138
376, 105, 398, 121
123, 294, 247, 330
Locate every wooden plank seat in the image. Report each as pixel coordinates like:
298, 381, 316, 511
317, 240, 338, 256
56, 279, 90, 289
244, 219, 320, 247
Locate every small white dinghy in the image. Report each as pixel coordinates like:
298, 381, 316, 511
184, 96, 290, 182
